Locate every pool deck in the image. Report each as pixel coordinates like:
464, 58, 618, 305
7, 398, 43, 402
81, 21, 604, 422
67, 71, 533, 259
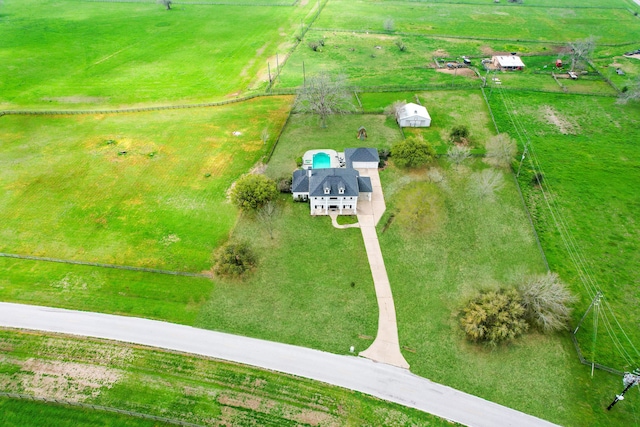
302, 149, 341, 170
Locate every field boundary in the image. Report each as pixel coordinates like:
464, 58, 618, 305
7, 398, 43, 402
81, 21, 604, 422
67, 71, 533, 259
86, 0, 298, 6
0, 392, 204, 427
480, 87, 550, 272
399, 0, 626, 10
0, 253, 211, 278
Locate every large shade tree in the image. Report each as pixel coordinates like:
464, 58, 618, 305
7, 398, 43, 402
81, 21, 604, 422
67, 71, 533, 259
295, 72, 354, 128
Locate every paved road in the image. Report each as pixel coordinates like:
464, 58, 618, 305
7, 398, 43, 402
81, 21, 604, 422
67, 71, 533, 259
0, 302, 560, 427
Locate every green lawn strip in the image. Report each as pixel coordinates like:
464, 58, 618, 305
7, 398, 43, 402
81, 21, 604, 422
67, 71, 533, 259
0, 258, 212, 324
378, 160, 639, 426
0, 0, 311, 109
313, 0, 640, 44
488, 91, 640, 369
0, 396, 170, 427
196, 195, 379, 355
0, 97, 292, 271
0, 330, 457, 426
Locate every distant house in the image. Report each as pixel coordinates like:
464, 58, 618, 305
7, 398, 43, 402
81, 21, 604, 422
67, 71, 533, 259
292, 148, 378, 215
492, 55, 525, 71
396, 103, 431, 127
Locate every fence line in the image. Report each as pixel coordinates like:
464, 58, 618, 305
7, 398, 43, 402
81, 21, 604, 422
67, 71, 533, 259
0, 392, 205, 427
0, 253, 211, 278
400, 0, 626, 10
479, 87, 550, 272
86, 0, 297, 6
264, 103, 294, 163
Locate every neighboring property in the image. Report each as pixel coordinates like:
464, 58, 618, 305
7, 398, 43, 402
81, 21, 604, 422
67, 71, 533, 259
396, 103, 431, 128
492, 55, 525, 71
292, 148, 378, 215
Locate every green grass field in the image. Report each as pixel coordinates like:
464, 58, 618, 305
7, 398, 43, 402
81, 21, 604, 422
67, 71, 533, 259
314, 0, 640, 43
0, 97, 292, 271
0, 0, 312, 109
0, 330, 456, 426
488, 90, 640, 373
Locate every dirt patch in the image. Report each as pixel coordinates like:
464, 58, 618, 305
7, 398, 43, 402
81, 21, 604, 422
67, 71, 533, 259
19, 359, 121, 402
292, 409, 338, 426
433, 48, 449, 57
540, 105, 578, 135
624, 53, 640, 60
43, 96, 108, 104
436, 68, 477, 78
480, 45, 494, 55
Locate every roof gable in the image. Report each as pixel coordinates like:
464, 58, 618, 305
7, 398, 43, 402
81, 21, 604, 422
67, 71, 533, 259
397, 103, 430, 120
344, 147, 379, 168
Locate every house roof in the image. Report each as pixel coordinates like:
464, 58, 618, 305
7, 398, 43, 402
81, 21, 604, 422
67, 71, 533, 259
344, 147, 379, 168
357, 176, 373, 193
396, 103, 430, 121
292, 168, 372, 196
494, 55, 525, 68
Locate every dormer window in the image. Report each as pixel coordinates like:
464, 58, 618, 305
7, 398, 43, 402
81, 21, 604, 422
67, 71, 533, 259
338, 184, 345, 195
323, 182, 331, 195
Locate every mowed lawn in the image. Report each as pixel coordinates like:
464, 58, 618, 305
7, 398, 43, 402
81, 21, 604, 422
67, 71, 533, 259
0, 96, 293, 271
0, 0, 311, 109
489, 91, 640, 371
314, 0, 640, 43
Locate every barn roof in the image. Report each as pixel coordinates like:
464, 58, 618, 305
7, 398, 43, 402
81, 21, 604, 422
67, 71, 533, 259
494, 55, 525, 68
397, 103, 430, 121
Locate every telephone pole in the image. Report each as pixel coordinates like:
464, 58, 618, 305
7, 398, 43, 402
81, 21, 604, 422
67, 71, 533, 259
607, 370, 640, 411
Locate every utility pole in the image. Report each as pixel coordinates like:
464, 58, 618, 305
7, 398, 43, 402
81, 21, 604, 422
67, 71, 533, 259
607, 370, 640, 411
276, 53, 280, 83
302, 61, 306, 87
516, 146, 527, 178
267, 62, 272, 92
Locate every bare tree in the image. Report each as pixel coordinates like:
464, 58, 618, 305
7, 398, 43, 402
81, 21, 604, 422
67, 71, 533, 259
517, 272, 577, 333
157, 0, 172, 10
257, 201, 278, 240
485, 133, 517, 169
447, 144, 471, 170
295, 72, 354, 128
472, 169, 504, 199
618, 77, 640, 104
383, 100, 406, 117
568, 36, 595, 72
261, 127, 270, 145
383, 18, 395, 32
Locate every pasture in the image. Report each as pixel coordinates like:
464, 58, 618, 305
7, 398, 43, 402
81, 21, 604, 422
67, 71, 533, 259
488, 90, 640, 372
314, 0, 640, 44
0, 0, 312, 109
0, 97, 292, 271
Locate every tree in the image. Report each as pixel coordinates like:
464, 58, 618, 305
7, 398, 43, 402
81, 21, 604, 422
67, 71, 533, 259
383, 100, 406, 117
449, 125, 470, 143
485, 133, 517, 168
157, 0, 172, 10
295, 72, 354, 128
230, 174, 277, 211
447, 144, 471, 169
618, 77, 640, 104
214, 242, 256, 277
383, 18, 395, 32
568, 36, 595, 72
472, 169, 504, 199
257, 201, 279, 240
391, 136, 436, 168
460, 288, 528, 345
261, 127, 270, 145
517, 273, 577, 333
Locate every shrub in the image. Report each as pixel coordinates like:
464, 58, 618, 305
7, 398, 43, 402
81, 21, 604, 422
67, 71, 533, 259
214, 242, 256, 277
485, 133, 517, 168
531, 172, 544, 186
230, 174, 277, 211
295, 156, 303, 167
395, 40, 406, 52
517, 273, 577, 333
449, 125, 470, 143
391, 136, 436, 168
277, 176, 292, 193
460, 288, 528, 345
308, 41, 320, 51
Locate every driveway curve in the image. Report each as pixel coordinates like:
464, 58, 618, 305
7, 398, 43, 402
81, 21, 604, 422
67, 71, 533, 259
0, 302, 559, 427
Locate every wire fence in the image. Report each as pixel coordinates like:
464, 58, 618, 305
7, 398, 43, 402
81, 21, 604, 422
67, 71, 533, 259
0, 392, 205, 427
479, 87, 550, 272
0, 252, 211, 278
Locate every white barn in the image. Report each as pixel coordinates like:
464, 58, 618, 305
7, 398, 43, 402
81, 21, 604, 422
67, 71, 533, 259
396, 103, 431, 128
492, 55, 525, 71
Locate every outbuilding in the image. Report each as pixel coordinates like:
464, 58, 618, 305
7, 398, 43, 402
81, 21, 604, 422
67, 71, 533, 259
396, 103, 431, 127
492, 55, 525, 71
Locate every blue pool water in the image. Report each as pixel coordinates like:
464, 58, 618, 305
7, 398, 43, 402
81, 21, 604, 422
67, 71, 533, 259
313, 152, 331, 169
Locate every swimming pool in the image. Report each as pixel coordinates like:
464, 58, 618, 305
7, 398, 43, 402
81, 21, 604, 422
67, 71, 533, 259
312, 152, 331, 169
